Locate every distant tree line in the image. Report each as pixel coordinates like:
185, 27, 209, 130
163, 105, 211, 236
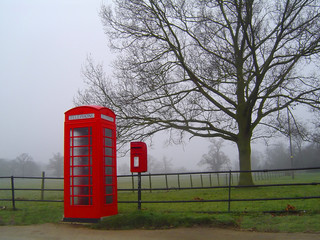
0, 153, 40, 177
251, 142, 320, 170
0, 152, 63, 177
197, 138, 320, 172
1, 139, 319, 177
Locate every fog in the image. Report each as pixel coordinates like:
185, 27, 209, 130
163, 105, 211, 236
1, 1, 317, 175
0, 0, 221, 172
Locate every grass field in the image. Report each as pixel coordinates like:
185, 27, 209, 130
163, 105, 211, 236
0, 170, 320, 232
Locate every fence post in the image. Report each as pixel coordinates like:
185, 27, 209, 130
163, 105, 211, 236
165, 174, 168, 190
149, 173, 152, 193
217, 173, 220, 186
177, 174, 181, 190
209, 174, 212, 187
200, 174, 203, 188
190, 174, 193, 188
225, 173, 228, 185
11, 176, 16, 210
41, 171, 45, 200
228, 170, 231, 212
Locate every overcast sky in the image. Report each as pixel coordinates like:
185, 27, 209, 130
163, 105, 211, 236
0, 0, 222, 170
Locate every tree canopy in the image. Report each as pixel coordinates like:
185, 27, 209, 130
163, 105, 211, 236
76, 0, 320, 185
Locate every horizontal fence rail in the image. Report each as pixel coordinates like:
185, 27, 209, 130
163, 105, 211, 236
0, 167, 320, 212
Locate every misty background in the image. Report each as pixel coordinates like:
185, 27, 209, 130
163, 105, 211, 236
1, 0, 319, 177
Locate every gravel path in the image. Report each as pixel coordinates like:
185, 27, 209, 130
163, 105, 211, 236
0, 223, 319, 240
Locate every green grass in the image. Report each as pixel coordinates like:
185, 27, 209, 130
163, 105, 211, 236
0, 202, 63, 225
93, 211, 236, 230
239, 212, 320, 232
0, 171, 320, 232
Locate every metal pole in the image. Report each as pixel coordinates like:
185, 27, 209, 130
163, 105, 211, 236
131, 172, 135, 193
165, 174, 168, 190
11, 176, 16, 210
149, 173, 152, 193
228, 170, 231, 212
138, 172, 142, 210
41, 171, 45, 200
287, 107, 295, 179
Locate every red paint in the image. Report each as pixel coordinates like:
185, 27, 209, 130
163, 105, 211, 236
64, 106, 117, 221
130, 142, 147, 173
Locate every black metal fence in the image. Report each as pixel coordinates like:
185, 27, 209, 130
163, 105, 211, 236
1, 167, 320, 212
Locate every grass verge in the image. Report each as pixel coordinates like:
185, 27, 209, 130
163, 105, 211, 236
93, 210, 320, 232
93, 211, 236, 230
1, 203, 320, 233
239, 211, 320, 232
0, 202, 63, 225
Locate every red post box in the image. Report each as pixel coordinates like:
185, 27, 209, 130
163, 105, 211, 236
130, 142, 147, 173
63, 106, 117, 222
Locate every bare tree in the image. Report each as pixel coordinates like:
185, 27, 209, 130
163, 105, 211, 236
198, 139, 231, 171
161, 156, 173, 173
75, 0, 320, 185
13, 153, 40, 177
47, 153, 64, 177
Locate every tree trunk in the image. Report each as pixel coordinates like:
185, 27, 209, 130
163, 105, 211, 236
237, 135, 254, 186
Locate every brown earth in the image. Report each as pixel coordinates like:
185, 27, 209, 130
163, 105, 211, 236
0, 223, 319, 240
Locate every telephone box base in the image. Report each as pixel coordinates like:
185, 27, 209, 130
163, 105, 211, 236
63, 217, 100, 223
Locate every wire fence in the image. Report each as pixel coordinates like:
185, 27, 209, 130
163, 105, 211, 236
0, 167, 320, 212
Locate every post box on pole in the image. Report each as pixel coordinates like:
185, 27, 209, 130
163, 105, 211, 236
130, 142, 147, 210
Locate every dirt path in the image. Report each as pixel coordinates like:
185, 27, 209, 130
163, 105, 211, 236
0, 223, 319, 240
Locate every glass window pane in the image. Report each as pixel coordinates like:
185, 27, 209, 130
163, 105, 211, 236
105, 147, 112, 156
73, 137, 89, 146
105, 167, 113, 175
104, 129, 112, 137
73, 157, 89, 166
74, 147, 89, 156
105, 138, 112, 147
73, 177, 89, 185
74, 167, 89, 176
74, 186, 90, 195
74, 127, 89, 136
105, 176, 112, 184
74, 196, 89, 205
105, 186, 113, 194
106, 196, 113, 204
105, 157, 112, 165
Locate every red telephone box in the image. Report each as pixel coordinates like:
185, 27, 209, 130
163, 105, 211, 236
130, 142, 147, 173
63, 106, 117, 222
